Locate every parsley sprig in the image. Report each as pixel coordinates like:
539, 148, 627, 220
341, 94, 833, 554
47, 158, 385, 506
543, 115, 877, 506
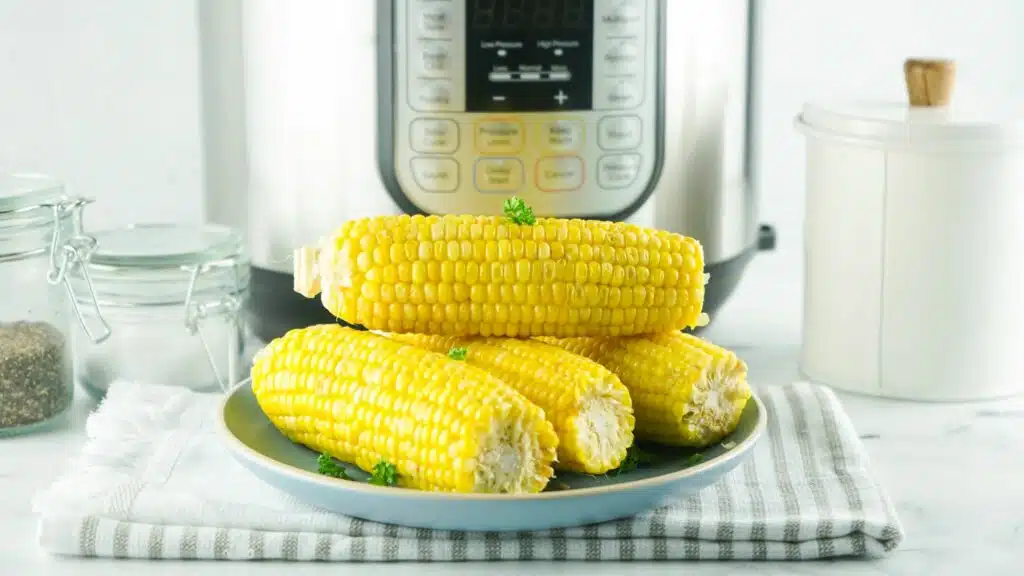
369, 460, 400, 486
448, 346, 468, 360
316, 455, 400, 487
317, 453, 351, 480
502, 196, 536, 225
610, 445, 657, 476
608, 445, 706, 476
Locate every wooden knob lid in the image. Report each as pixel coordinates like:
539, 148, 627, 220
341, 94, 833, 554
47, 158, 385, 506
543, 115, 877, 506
904, 58, 956, 107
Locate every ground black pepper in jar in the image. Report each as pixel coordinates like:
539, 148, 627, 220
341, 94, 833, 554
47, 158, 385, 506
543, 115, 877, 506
0, 321, 71, 429
0, 174, 108, 436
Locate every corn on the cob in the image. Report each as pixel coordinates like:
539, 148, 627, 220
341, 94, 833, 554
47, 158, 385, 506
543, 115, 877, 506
388, 333, 634, 474
293, 213, 707, 337
251, 324, 559, 493
539, 332, 750, 447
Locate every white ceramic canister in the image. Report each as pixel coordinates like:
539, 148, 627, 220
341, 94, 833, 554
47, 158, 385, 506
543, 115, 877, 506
795, 59, 1024, 402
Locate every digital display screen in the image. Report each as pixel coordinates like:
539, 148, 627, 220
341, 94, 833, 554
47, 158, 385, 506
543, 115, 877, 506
466, 0, 594, 112
470, 0, 589, 30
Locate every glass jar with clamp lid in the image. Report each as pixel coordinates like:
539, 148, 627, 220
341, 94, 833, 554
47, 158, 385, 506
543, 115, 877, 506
0, 173, 109, 435
70, 223, 250, 397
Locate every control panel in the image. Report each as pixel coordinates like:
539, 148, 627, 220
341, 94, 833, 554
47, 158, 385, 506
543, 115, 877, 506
380, 0, 662, 219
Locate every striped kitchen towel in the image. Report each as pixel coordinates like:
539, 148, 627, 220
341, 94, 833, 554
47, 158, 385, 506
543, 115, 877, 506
33, 380, 902, 561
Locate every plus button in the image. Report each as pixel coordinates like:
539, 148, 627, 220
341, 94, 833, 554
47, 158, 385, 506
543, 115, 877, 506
554, 90, 568, 105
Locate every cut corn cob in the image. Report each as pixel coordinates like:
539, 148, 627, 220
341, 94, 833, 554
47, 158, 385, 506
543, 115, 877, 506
539, 332, 750, 447
293, 213, 707, 337
388, 333, 634, 474
251, 324, 559, 493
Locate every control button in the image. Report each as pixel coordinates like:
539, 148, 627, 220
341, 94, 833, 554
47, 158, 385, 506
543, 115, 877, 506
607, 80, 641, 109
605, 41, 640, 75
410, 118, 459, 154
413, 80, 454, 111
418, 42, 451, 76
411, 157, 459, 192
598, 154, 642, 189
418, 6, 452, 36
553, 90, 569, 106
601, 2, 643, 36
598, 115, 642, 150
536, 156, 584, 192
538, 119, 584, 152
474, 119, 524, 154
474, 158, 523, 192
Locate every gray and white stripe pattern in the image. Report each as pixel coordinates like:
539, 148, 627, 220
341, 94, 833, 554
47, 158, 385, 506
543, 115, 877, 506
34, 382, 903, 562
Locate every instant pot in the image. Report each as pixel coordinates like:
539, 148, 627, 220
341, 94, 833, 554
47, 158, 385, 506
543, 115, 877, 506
198, 0, 775, 342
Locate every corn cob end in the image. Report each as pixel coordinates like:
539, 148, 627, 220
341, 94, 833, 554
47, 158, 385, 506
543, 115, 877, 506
677, 348, 750, 447
471, 400, 559, 493
293, 245, 323, 298
561, 375, 635, 474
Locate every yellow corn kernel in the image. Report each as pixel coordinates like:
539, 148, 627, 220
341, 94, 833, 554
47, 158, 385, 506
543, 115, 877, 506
251, 324, 558, 493
539, 332, 750, 447
294, 214, 706, 337
389, 334, 634, 474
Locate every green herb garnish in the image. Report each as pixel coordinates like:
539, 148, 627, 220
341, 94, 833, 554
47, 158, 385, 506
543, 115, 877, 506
317, 453, 351, 480
547, 481, 571, 492
448, 346, 468, 361
686, 453, 705, 466
502, 196, 536, 225
369, 460, 400, 486
610, 445, 657, 476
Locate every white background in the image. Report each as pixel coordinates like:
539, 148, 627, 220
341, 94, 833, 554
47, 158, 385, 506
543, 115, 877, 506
1, 0, 1023, 246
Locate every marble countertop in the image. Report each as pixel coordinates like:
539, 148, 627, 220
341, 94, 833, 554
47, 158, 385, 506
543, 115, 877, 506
2, 248, 1021, 575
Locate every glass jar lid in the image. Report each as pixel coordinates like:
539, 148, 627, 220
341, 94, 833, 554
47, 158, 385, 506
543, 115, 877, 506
89, 223, 244, 268
0, 173, 70, 231
76, 223, 251, 307
0, 173, 65, 211
1, 173, 110, 343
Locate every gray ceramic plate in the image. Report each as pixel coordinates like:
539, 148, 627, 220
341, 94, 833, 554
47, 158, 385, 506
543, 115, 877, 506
218, 380, 767, 532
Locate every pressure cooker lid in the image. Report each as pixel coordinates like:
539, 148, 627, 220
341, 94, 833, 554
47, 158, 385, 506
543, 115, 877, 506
799, 58, 1024, 145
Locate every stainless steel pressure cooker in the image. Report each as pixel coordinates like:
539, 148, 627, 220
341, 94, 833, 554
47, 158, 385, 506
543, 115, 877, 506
198, 0, 775, 342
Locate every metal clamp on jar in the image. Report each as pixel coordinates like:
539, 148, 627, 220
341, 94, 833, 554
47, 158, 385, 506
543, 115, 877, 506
0, 173, 109, 435
69, 223, 251, 397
